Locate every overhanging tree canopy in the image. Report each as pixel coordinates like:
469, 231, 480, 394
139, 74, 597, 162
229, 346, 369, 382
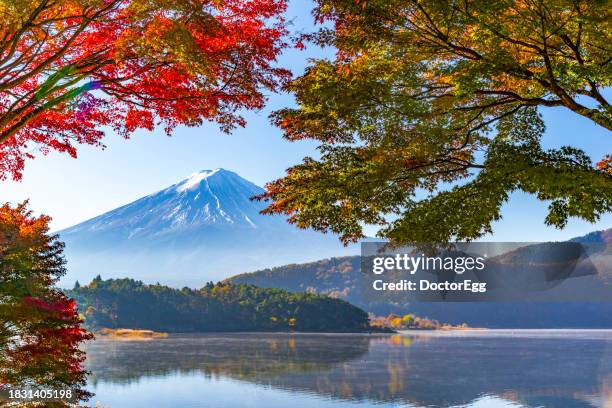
0, 0, 289, 180
259, 0, 612, 244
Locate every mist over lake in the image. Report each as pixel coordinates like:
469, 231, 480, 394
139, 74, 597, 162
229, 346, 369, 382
84, 330, 612, 408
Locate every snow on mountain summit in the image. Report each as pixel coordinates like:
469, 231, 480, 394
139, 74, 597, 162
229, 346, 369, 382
60, 168, 283, 240
57, 168, 358, 286
176, 169, 221, 192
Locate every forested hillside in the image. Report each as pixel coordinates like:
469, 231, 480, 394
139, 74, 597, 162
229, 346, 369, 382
228, 239, 612, 329
229, 257, 362, 300
69, 277, 371, 333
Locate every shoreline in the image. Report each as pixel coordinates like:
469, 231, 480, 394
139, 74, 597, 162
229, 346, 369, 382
96, 328, 169, 339
92, 328, 612, 338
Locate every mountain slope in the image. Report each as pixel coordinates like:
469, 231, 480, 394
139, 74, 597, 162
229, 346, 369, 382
570, 228, 612, 244
58, 169, 356, 287
230, 254, 612, 328
229, 230, 612, 328
62, 169, 284, 239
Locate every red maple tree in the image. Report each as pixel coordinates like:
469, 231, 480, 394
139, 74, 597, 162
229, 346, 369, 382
0, 202, 93, 402
0, 0, 289, 180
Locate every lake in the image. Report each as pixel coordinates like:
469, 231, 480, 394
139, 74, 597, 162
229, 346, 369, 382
84, 330, 612, 408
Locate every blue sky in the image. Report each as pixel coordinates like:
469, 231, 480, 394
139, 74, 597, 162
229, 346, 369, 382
1, 0, 610, 240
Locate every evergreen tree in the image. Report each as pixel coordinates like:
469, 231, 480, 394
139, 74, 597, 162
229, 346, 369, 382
70, 278, 372, 333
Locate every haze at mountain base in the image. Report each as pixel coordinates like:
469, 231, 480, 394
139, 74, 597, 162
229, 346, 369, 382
58, 169, 356, 287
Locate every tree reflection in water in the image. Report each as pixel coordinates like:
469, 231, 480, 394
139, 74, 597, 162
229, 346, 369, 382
84, 332, 612, 408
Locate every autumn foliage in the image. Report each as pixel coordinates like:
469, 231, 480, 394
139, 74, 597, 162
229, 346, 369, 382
0, 202, 93, 403
0, 0, 289, 180
260, 0, 612, 244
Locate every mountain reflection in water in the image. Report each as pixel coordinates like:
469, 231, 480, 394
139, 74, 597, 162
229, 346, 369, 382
84, 331, 612, 408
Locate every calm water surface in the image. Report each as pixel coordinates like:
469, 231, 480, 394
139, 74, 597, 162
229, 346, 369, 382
84, 330, 612, 408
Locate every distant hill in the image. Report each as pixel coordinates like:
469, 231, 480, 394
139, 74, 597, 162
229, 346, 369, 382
68, 277, 371, 333
58, 168, 357, 287
570, 228, 612, 243
229, 231, 612, 328
229, 256, 363, 300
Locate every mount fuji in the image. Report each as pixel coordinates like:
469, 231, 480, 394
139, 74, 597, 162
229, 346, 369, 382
58, 169, 357, 287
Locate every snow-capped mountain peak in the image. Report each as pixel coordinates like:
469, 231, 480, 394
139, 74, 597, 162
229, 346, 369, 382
59, 168, 282, 240
57, 168, 356, 287
176, 169, 221, 192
